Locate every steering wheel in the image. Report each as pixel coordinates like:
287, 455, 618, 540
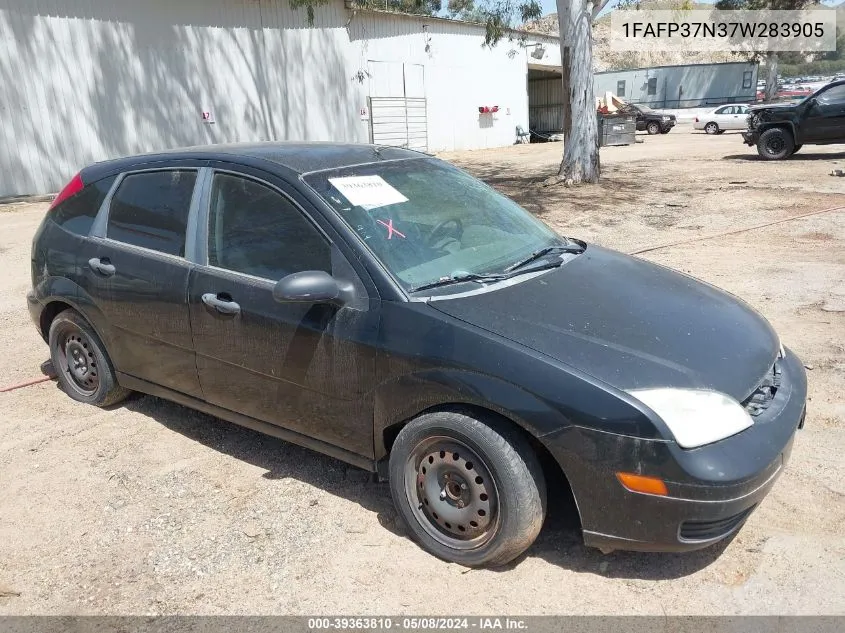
426, 218, 464, 247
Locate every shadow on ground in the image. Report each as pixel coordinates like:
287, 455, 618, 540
459, 161, 655, 218
723, 152, 845, 162
118, 392, 728, 581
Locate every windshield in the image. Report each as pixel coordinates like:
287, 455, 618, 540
304, 158, 561, 292
637, 104, 655, 113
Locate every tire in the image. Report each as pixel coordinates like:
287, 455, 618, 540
757, 127, 794, 160
49, 309, 131, 407
791, 144, 803, 155
388, 410, 546, 568
704, 122, 719, 135
646, 121, 661, 135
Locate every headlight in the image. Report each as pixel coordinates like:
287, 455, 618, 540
628, 388, 753, 449
661, 115, 670, 120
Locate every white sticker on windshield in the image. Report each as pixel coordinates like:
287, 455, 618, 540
328, 175, 408, 210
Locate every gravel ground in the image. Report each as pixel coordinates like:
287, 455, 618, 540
1, 125, 844, 615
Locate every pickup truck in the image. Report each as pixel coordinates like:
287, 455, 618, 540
743, 80, 845, 160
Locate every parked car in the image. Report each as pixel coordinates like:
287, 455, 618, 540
629, 104, 676, 134
693, 104, 751, 134
29, 143, 807, 567
744, 80, 845, 159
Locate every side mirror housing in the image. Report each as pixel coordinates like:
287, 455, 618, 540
273, 271, 347, 305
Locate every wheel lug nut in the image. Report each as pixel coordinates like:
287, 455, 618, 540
457, 500, 465, 508
460, 483, 467, 490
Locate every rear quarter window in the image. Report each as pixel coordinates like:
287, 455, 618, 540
51, 175, 116, 235
106, 170, 197, 257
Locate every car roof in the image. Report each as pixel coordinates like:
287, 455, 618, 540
80, 142, 425, 183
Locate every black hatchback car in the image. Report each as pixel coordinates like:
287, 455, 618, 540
29, 143, 806, 567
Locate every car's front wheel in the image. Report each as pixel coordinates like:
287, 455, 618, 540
389, 410, 546, 567
49, 309, 131, 407
704, 122, 719, 135
757, 127, 794, 160
646, 121, 661, 135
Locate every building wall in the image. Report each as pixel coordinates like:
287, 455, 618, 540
0, 0, 558, 196
594, 62, 759, 109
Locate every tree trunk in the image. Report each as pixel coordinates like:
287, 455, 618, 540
764, 51, 778, 102
556, 0, 600, 184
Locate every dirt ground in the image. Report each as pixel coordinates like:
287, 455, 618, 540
1, 125, 844, 615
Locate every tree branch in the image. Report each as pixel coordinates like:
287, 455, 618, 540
592, 0, 613, 20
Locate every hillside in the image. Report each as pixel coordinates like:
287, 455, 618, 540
523, 1, 844, 72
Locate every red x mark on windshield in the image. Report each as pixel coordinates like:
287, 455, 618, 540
377, 219, 406, 239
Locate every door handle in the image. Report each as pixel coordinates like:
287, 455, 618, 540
201, 293, 241, 316
88, 257, 116, 277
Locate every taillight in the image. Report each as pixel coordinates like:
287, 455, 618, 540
694, 117, 699, 122
48, 172, 84, 211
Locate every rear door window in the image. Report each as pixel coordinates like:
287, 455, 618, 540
106, 170, 197, 256
52, 175, 116, 235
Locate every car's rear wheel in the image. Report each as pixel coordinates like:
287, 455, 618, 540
49, 309, 131, 407
388, 410, 546, 568
757, 127, 794, 160
704, 122, 719, 135
646, 121, 661, 135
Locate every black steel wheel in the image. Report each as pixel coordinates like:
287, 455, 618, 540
389, 410, 546, 567
646, 121, 661, 135
704, 122, 719, 135
404, 437, 499, 550
757, 127, 794, 160
49, 309, 131, 406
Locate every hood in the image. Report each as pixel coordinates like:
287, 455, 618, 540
430, 246, 778, 402
749, 102, 799, 112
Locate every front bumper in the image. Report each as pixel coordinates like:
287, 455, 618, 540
542, 348, 807, 553
742, 130, 759, 146
661, 120, 676, 131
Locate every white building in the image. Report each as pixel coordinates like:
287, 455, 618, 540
0, 0, 562, 196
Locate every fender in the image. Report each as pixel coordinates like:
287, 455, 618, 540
35, 277, 114, 355
372, 368, 574, 459
758, 119, 800, 143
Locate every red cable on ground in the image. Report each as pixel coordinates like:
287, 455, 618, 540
0, 375, 55, 393
628, 204, 845, 256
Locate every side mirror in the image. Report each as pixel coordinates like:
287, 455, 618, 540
273, 271, 346, 305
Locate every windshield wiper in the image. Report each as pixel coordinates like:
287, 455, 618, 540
409, 272, 509, 293
504, 242, 584, 273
